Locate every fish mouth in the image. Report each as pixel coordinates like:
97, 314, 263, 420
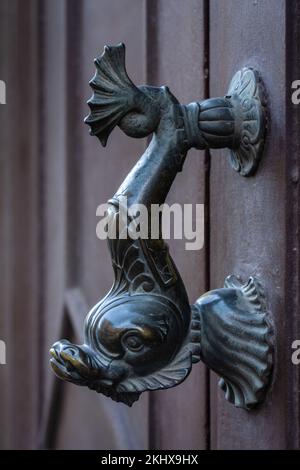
50, 340, 106, 384
49, 340, 141, 405
50, 342, 85, 384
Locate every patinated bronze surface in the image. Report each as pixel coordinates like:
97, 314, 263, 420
50, 44, 273, 409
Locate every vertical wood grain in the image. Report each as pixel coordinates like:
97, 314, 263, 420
209, 0, 298, 450
0, 0, 14, 450
285, 0, 300, 450
39, 0, 68, 443
0, 0, 41, 449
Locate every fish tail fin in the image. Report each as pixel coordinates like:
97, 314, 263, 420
84, 43, 139, 146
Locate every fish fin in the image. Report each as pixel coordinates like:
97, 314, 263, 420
84, 43, 141, 146
117, 345, 192, 394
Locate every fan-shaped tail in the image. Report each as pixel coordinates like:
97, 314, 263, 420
84, 43, 142, 146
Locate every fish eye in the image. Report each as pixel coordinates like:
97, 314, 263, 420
122, 332, 144, 352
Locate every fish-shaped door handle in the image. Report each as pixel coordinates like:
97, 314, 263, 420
50, 44, 273, 409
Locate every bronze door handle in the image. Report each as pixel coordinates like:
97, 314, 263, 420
50, 44, 273, 409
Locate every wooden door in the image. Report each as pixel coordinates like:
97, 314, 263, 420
0, 0, 299, 450
209, 0, 300, 449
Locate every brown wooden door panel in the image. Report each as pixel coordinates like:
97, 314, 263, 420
0, 0, 41, 449
209, 0, 299, 450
